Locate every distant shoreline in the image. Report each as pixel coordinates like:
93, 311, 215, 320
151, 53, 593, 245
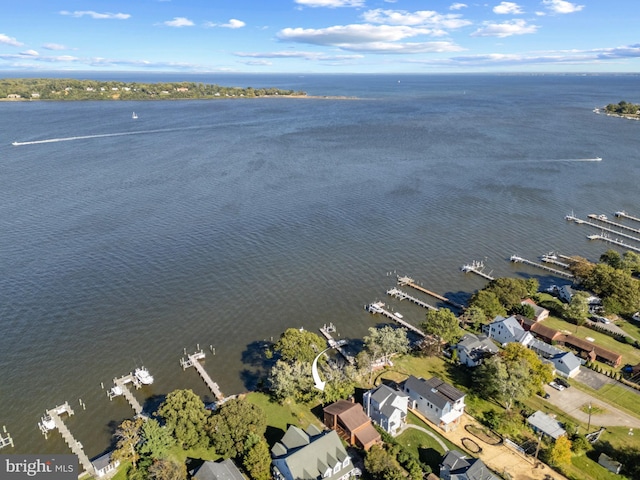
593, 107, 640, 121
0, 94, 360, 102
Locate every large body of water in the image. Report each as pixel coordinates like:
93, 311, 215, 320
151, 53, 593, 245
1, 73, 639, 458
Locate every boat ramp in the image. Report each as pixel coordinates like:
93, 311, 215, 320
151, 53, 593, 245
0, 426, 13, 449
460, 261, 495, 281
365, 301, 425, 338
319, 323, 355, 365
38, 402, 96, 477
396, 275, 464, 309
510, 255, 574, 279
180, 350, 225, 402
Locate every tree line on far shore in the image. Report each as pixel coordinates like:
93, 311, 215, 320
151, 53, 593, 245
605, 100, 640, 116
0, 78, 306, 101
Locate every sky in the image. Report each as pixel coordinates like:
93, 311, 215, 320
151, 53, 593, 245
1, 0, 639, 74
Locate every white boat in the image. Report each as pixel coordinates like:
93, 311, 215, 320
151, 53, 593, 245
132, 112, 138, 119
12, 141, 18, 146
134, 367, 153, 385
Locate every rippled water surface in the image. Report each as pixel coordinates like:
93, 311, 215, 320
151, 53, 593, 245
1, 73, 639, 456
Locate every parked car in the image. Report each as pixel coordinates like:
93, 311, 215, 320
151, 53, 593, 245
555, 378, 570, 389
592, 315, 611, 324
537, 391, 551, 399
549, 381, 565, 391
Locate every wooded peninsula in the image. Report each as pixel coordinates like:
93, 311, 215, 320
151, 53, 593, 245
604, 100, 640, 118
0, 78, 307, 101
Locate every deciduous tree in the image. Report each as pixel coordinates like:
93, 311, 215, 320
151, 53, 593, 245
420, 308, 462, 346
207, 397, 267, 458
363, 326, 410, 365
272, 328, 327, 364
156, 389, 209, 449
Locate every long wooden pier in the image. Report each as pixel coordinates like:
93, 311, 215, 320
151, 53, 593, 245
365, 301, 425, 337
588, 214, 640, 235
460, 261, 495, 281
386, 287, 438, 310
180, 350, 225, 402
319, 323, 355, 365
587, 234, 640, 253
396, 275, 464, 309
615, 211, 640, 224
38, 402, 95, 477
510, 255, 574, 279
566, 214, 640, 244
0, 426, 13, 449
107, 373, 145, 417
540, 254, 569, 269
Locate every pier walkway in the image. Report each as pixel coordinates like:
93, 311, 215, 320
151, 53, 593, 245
587, 234, 640, 253
181, 351, 225, 402
510, 255, 574, 279
107, 373, 145, 417
460, 261, 495, 281
0, 426, 13, 449
38, 402, 95, 477
566, 215, 640, 244
615, 211, 640, 224
588, 214, 640, 235
319, 323, 355, 365
386, 287, 437, 310
396, 275, 464, 309
540, 254, 570, 269
365, 301, 425, 338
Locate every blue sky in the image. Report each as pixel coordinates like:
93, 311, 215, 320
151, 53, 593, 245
1, 0, 638, 73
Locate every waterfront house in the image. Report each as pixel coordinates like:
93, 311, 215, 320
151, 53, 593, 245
402, 376, 465, 432
527, 411, 566, 441
91, 452, 119, 478
271, 425, 360, 480
439, 450, 499, 480
558, 285, 575, 303
520, 298, 549, 322
363, 384, 409, 435
323, 399, 381, 451
483, 315, 530, 346
455, 333, 498, 367
191, 458, 245, 480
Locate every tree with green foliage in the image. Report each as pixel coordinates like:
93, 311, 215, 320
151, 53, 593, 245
206, 397, 267, 458
156, 389, 210, 449
420, 308, 462, 346
137, 418, 175, 461
112, 417, 145, 470
483, 277, 538, 311
269, 359, 317, 403
600, 249, 623, 269
583, 263, 640, 314
468, 290, 507, 320
242, 437, 272, 480
564, 291, 590, 328
364, 444, 405, 480
510, 302, 535, 319
363, 325, 410, 366
547, 436, 572, 466
272, 328, 327, 363
622, 251, 640, 275
459, 305, 489, 331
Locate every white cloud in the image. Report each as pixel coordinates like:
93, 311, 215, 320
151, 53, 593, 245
59, 11, 130, 20
42, 43, 67, 51
20, 49, 39, 56
493, 2, 523, 14
0, 33, 23, 46
543, 0, 584, 14
278, 24, 432, 45
163, 17, 194, 27
221, 19, 245, 29
234, 50, 364, 61
450, 3, 468, 10
362, 9, 472, 29
294, 0, 364, 7
471, 19, 538, 37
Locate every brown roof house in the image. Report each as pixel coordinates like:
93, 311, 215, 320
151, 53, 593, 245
521, 298, 549, 322
323, 399, 381, 451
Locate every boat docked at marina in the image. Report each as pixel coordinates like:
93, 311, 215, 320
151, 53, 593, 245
134, 366, 153, 385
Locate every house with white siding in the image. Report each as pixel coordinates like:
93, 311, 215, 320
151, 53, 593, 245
402, 376, 465, 431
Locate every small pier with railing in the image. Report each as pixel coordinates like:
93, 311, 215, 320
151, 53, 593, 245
180, 349, 225, 402
0, 426, 14, 449
106, 367, 154, 417
510, 255, 574, 279
38, 402, 95, 477
460, 261, 495, 281
540, 254, 570, 269
319, 323, 355, 365
587, 234, 640, 253
588, 214, 640, 235
615, 211, 640, 224
397, 275, 464, 309
567, 214, 640, 244
386, 287, 437, 310
365, 301, 425, 337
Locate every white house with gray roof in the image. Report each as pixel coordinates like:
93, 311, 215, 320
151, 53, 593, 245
527, 410, 566, 441
402, 376, 465, 431
363, 384, 409, 435
455, 333, 499, 367
271, 424, 360, 480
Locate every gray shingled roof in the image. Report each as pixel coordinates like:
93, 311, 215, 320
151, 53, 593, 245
404, 376, 465, 410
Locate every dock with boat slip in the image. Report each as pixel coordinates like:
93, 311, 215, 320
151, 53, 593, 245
461, 260, 495, 281
587, 234, 640, 253
38, 402, 96, 477
180, 350, 225, 402
396, 275, 464, 309
107, 373, 145, 417
386, 287, 437, 310
566, 214, 640, 244
615, 210, 640, 224
319, 323, 355, 365
510, 255, 574, 279
0, 426, 13, 449
588, 214, 640, 235
365, 301, 425, 337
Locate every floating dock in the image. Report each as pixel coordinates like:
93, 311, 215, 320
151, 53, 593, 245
386, 287, 438, 310
180, 350, 225, 402
0, 426, 13, 449
38, 402, 95, 477
510, 255, 574, 279
365, 301, 425, 337
460, 261, 495, 281
587, 234, 640, 253
396, 275, 464, 309
319, 323, 355, 365
615, 211, 640, 224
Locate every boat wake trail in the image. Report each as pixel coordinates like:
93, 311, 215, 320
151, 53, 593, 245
11, 125, 209, 146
